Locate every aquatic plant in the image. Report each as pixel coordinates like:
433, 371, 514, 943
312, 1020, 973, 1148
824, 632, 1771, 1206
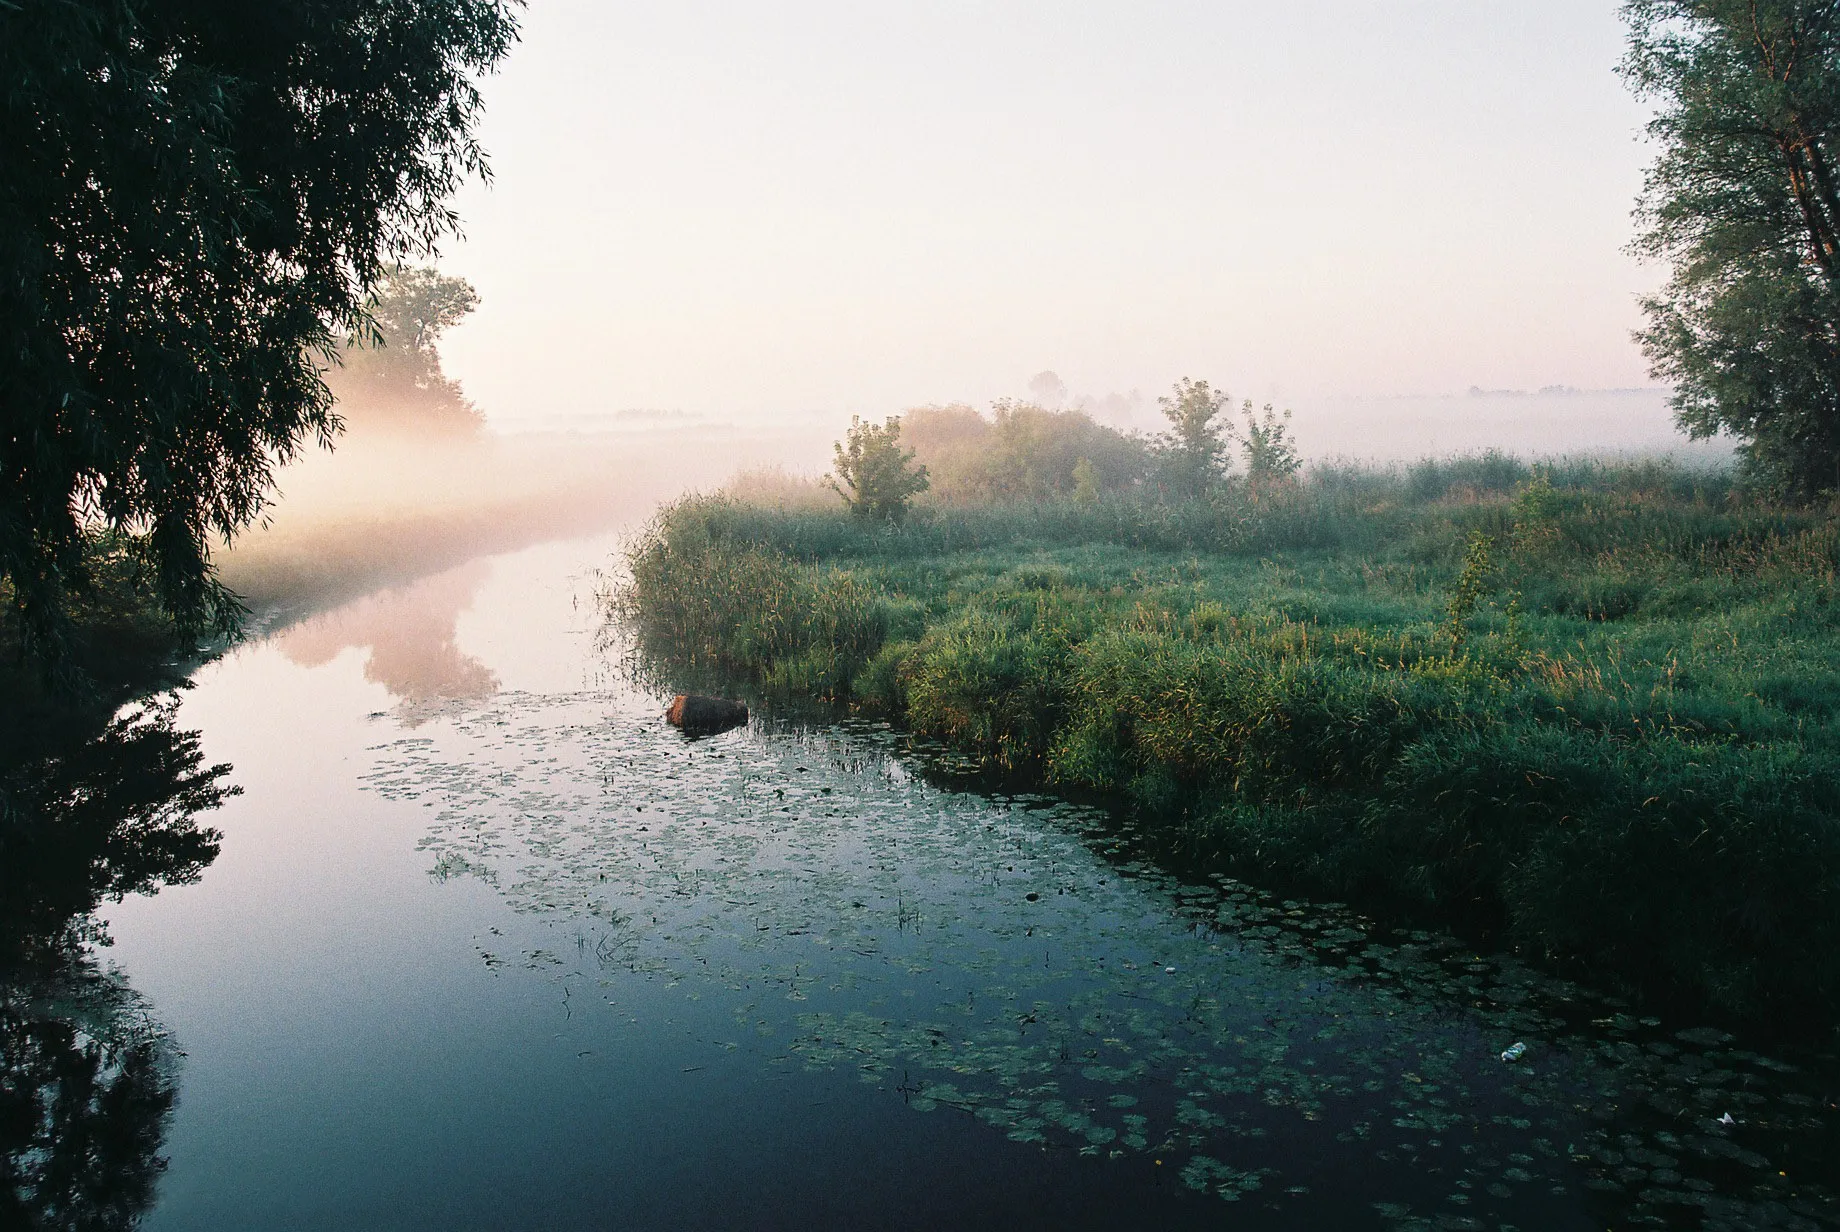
365, 692, 1840, 1226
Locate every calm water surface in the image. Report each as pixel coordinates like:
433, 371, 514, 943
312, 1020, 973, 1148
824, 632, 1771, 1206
13, 533, 1840, 1230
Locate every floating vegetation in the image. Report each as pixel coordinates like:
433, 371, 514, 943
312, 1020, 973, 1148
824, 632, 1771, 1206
362, 690, 1840, 1229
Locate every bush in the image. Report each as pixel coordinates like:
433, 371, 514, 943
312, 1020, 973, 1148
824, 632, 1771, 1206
618, 497, 889, 697
828, 416, 930, 523
901, 402, 1149, 504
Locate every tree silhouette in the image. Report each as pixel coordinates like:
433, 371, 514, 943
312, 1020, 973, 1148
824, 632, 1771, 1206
330, 267, 486, 436
2, 698, 231, 968
1, 699, 233, 1229
1, 1, 520, 671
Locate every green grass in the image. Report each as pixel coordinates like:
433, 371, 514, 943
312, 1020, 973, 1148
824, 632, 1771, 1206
617, 459, 1840, 1027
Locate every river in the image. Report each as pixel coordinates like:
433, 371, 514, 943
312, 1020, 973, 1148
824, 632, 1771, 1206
6, 530, 1838, 1230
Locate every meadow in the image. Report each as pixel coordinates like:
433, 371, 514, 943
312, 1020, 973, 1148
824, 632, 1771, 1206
618, 454, 1840, 1028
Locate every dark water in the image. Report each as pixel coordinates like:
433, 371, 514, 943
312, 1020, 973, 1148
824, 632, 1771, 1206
6, 534, 1839, 1231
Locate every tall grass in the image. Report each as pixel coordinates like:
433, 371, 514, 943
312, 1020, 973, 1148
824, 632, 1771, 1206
617, 460, 1840, 1025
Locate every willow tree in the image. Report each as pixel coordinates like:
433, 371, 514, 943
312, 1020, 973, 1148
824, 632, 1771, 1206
1624, 0, 1840, 495
0, 1, 521, 671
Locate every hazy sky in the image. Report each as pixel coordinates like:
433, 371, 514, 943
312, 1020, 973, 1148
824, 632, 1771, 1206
439, 1, 1663, 427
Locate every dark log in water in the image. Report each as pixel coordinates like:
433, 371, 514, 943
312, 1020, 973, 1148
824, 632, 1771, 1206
665, 694, 748, 735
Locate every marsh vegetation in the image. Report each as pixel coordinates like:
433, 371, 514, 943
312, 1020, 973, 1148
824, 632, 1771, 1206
620, 432, 1840, 1027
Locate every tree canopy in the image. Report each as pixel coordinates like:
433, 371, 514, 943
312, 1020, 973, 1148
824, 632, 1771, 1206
1156, 378, 1234, 497
828, 416, 930, 523
899, 402, 1147, 505
0, 0, 520, 670
1624, 0, 1840, 495
328, 266, 485, 435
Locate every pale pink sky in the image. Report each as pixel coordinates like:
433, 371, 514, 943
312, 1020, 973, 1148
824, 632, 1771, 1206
439, 1, 1665, 430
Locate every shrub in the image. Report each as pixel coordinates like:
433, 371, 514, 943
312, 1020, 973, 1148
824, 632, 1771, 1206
828, 416, 930, 523
619, 497, 889, 696
902, 402, 1148, 504
1241, 403, 1301, 492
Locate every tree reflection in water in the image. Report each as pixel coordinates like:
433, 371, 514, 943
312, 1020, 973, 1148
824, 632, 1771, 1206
1, 698, 233, 1230
276, 559, 498, 722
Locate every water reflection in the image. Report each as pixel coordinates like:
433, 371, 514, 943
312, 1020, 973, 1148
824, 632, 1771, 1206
2, 699, 231, 965
1, 964, 178, 1231
367, 693, 1840, 1230
1, 701, 233, 1230
275, 560, 498, 720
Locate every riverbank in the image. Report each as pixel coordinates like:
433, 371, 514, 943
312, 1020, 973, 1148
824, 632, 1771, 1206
617, 459, 1840, 1028
1, 422, 800, 767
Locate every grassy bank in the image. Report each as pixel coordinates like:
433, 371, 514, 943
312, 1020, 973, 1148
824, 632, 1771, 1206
617, 458, 1840, 1027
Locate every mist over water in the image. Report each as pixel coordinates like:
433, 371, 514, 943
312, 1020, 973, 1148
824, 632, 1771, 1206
211, 417, 827, 627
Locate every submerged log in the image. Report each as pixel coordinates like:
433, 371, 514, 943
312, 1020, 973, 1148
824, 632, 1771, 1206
665, 694, 749, 735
